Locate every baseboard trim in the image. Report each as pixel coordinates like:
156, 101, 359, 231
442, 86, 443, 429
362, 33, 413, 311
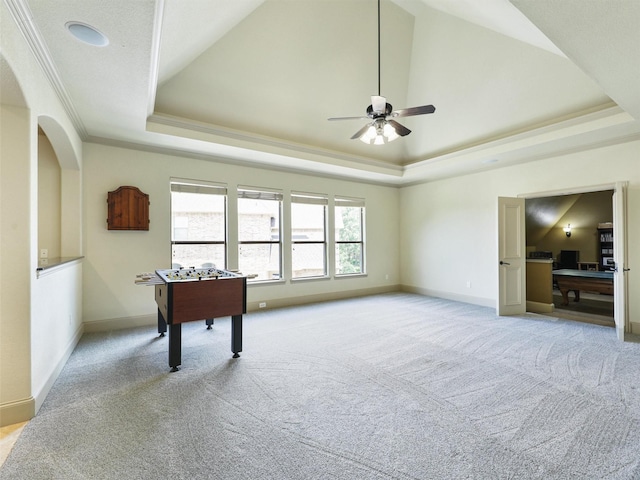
400, 284, 495, 309
246, 285, 400, 312
83, 288, 401, 331
33, 323, 84, 415
526, 300, 555, 314
83, 314, 157, 333
0, 397, 35, 428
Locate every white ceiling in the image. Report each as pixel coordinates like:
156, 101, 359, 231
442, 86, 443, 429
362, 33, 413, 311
13, 0, 640, 185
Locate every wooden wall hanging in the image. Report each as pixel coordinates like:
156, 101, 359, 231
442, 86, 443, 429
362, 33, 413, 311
107, 186, 149, 230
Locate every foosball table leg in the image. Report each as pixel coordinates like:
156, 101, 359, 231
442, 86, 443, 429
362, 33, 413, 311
231, 314, 242, 358
205, 318, 214, 330
157, 309, 167, 338
168, 323, 182, 372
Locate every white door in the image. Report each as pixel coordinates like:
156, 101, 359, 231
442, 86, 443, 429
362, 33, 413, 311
497, 197, 526, 315
613, 182, 629, 340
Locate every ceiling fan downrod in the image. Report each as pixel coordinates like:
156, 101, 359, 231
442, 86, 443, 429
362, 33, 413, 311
327, 0, 436, 144
377, 0, 381, 98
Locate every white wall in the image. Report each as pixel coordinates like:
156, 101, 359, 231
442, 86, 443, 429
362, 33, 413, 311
32, 262, 83, 412
82, 143, 400, 327
1, 0, 84, 425
400, 140, 640, 332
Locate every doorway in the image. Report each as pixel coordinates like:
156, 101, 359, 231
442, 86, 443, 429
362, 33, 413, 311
499, 182, 629, 339
525, 189, 614, 326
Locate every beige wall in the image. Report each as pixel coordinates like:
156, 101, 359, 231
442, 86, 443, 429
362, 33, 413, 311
82, 143, 400, 327
0, 104, 33, 423
38, 132, 61, 259
400, 140, 640, 333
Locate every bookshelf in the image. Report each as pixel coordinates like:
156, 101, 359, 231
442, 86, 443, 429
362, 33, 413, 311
598, 223, 614, 271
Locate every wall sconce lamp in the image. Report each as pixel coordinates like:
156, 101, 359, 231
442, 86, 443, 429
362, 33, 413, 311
563, 224, 572, 237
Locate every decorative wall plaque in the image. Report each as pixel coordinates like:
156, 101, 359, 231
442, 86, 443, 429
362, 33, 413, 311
107, 186, 149, 230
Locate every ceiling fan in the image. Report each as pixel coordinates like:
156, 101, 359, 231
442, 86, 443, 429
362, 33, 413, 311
328, 0, 435, 145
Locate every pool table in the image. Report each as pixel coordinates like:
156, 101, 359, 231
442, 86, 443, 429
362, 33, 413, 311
552, 269, 614, 306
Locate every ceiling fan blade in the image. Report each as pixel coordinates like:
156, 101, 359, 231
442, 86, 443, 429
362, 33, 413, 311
391, 104, 436, 118
388, 119, 411, 137
328, 116, 370, 121
350, 123, 373, 140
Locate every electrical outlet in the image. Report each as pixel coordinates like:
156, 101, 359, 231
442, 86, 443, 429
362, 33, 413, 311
259, 302, 267, 308
40, 248, 48, 259
466, 281, 471, 288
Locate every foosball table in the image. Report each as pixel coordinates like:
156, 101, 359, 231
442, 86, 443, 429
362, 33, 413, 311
136, 267, 247, 371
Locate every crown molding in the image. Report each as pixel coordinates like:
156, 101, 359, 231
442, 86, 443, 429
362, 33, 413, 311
4, 0, 88, 138
85, 134, 404, 188
146, 0, 164, 117
147, 112, 404, 176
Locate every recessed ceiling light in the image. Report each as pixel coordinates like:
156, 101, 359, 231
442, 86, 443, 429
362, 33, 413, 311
65, 22, 109, 47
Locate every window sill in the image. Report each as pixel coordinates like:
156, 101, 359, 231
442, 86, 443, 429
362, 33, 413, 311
334, 273, 367, 279
245, 273, 367, 285
291, 275, 330, 283
247, 278, 287, 286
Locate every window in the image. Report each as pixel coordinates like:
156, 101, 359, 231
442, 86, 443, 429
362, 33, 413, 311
335, 197, 365, 275
170, 180, 227, 269
238, 187, 282, 281
291, 192, 328, 279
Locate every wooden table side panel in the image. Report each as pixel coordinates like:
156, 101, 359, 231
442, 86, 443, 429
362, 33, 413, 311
555, 277, 614, 295
155, 283, 169, 321
171, 278, 246, 323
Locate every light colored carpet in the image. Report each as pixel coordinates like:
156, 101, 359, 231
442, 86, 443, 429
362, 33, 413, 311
2, 293, 639, 479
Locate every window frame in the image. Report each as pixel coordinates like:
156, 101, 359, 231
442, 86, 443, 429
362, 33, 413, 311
170, 180, 228, 269
291, 192, 329, 279
334, 196, 366, 276
237, 186, 283, 282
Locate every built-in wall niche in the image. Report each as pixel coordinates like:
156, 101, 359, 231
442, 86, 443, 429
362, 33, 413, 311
38, 129, 61, 261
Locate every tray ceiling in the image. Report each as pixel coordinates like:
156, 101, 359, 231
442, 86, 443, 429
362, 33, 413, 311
13, 0, 640, 185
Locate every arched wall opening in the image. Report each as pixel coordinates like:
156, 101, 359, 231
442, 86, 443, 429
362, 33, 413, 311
38, 128, 62, 259
0, 53, 34, 425
37, 116, 82, 258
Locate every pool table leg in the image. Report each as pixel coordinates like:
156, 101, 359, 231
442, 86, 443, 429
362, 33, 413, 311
559, 288, 581, 306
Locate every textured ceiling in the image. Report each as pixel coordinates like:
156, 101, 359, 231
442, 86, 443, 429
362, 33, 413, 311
12, 0, 640, 185
155, 0, 610, 166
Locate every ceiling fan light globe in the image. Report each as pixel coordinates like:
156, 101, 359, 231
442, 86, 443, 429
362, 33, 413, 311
367, 124, 377, 136
361, 124, 376, 141
374, 135, 385, 145
383, 122, 399, 141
